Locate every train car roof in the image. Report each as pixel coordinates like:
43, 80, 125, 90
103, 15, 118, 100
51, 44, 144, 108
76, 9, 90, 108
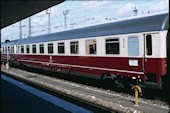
1, 39, 20, 46
16, 12, 169, 45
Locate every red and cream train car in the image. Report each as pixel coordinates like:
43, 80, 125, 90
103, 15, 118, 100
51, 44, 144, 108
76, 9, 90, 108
1, 12, 169, 89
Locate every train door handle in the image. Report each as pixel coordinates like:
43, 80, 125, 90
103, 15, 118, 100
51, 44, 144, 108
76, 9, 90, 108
145, 58, 147, 62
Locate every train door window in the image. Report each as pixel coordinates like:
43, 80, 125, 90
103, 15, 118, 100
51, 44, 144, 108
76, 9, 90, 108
26, 45, 30, 53
146, 35, 152, 55
39, 44, 44, 53
86, 39, 96, 54
32, 45, 36, 53
58, 42, 65, 54
128, 36, 139, 56
105, 38, 119, 54
48, 43, 53, 54
21, 46, 24, 53
70, 41, 78, 54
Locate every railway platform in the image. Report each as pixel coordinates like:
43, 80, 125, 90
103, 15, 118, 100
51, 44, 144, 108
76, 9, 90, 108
1, 67, 169, 113
1, 75, 91, 113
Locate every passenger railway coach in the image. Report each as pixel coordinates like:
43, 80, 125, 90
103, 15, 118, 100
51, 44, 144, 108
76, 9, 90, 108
1, 12, 169, 89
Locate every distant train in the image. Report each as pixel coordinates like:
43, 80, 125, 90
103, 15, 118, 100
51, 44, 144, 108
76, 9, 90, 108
1, 12, 169, 89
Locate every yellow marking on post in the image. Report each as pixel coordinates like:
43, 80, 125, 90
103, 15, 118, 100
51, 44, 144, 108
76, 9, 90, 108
132, 85, 142, 106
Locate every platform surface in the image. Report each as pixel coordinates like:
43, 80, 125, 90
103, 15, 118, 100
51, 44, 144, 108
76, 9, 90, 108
1, 74, 92, 113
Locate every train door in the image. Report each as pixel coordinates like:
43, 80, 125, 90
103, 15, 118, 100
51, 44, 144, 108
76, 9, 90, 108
143, 33, 159, 84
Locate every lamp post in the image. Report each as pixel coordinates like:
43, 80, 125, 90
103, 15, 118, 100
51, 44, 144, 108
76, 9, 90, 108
5, 39, 10, 69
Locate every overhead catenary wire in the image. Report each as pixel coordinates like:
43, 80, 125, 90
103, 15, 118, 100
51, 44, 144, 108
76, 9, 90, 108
2, 0, 166, 40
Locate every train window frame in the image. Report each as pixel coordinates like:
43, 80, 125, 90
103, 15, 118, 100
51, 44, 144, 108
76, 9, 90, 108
70, 41, 79, 54
105, 38, 120, 54
5, 47, 7, 54
21, 45, 24, 53
85, 39, 97, 55
58, 42, 65, 54
16, 46, 17, 53
146, 35, 152, 55
11, 46, 14, 54
8, 46, 10, 54
39, 44, 44, 54
17, 46, 20, 54
26, 45, 30, 53
2, 47, 4, 54
10, 46, 12, 54
48, 43, 53, 54
13, 46, 14, 54
7, 46, 10, 54
128, 36, 139, 56
32, 45, 36, 53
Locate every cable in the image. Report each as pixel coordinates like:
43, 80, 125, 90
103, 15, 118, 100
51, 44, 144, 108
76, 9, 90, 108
2, 0, 166, 40
31, 20, 49, 29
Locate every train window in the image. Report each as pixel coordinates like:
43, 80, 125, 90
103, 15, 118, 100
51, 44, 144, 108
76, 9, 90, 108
146, 35, 152, 55
7, 47, 10, 54
86, 39, 96, 54
105, 38, 119, 54
17, 46, 19, 53
4, 47, 6, 53
58, 42, 65, 54
39, 44, 44, 53
10, 47, 12, 53
26, 45, 30, 53
70, 41, 78, 54
48, 43, 53, 53
12, 46, 14, 53
1, 47, 3, 53
32, 45, 36, 53
11, 46, 14, 53
17, 46, 20, 54
5, 47, 7, 54
8, 46, 10, 54
11, 46, 14, 54
21, 46, 24, 53
2, 47, 4, 53
128, 36, 139, 56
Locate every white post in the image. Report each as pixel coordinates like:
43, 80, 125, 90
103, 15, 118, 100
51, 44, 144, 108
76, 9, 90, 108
5, 40, 10, 69
6, 46, 9, 69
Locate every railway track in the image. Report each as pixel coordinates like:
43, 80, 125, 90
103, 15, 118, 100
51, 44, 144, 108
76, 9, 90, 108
15, 65, 170, 102
1, 67, 170, 113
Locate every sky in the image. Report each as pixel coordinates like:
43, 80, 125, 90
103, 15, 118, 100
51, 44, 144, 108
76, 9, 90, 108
1, 0, 169, 42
